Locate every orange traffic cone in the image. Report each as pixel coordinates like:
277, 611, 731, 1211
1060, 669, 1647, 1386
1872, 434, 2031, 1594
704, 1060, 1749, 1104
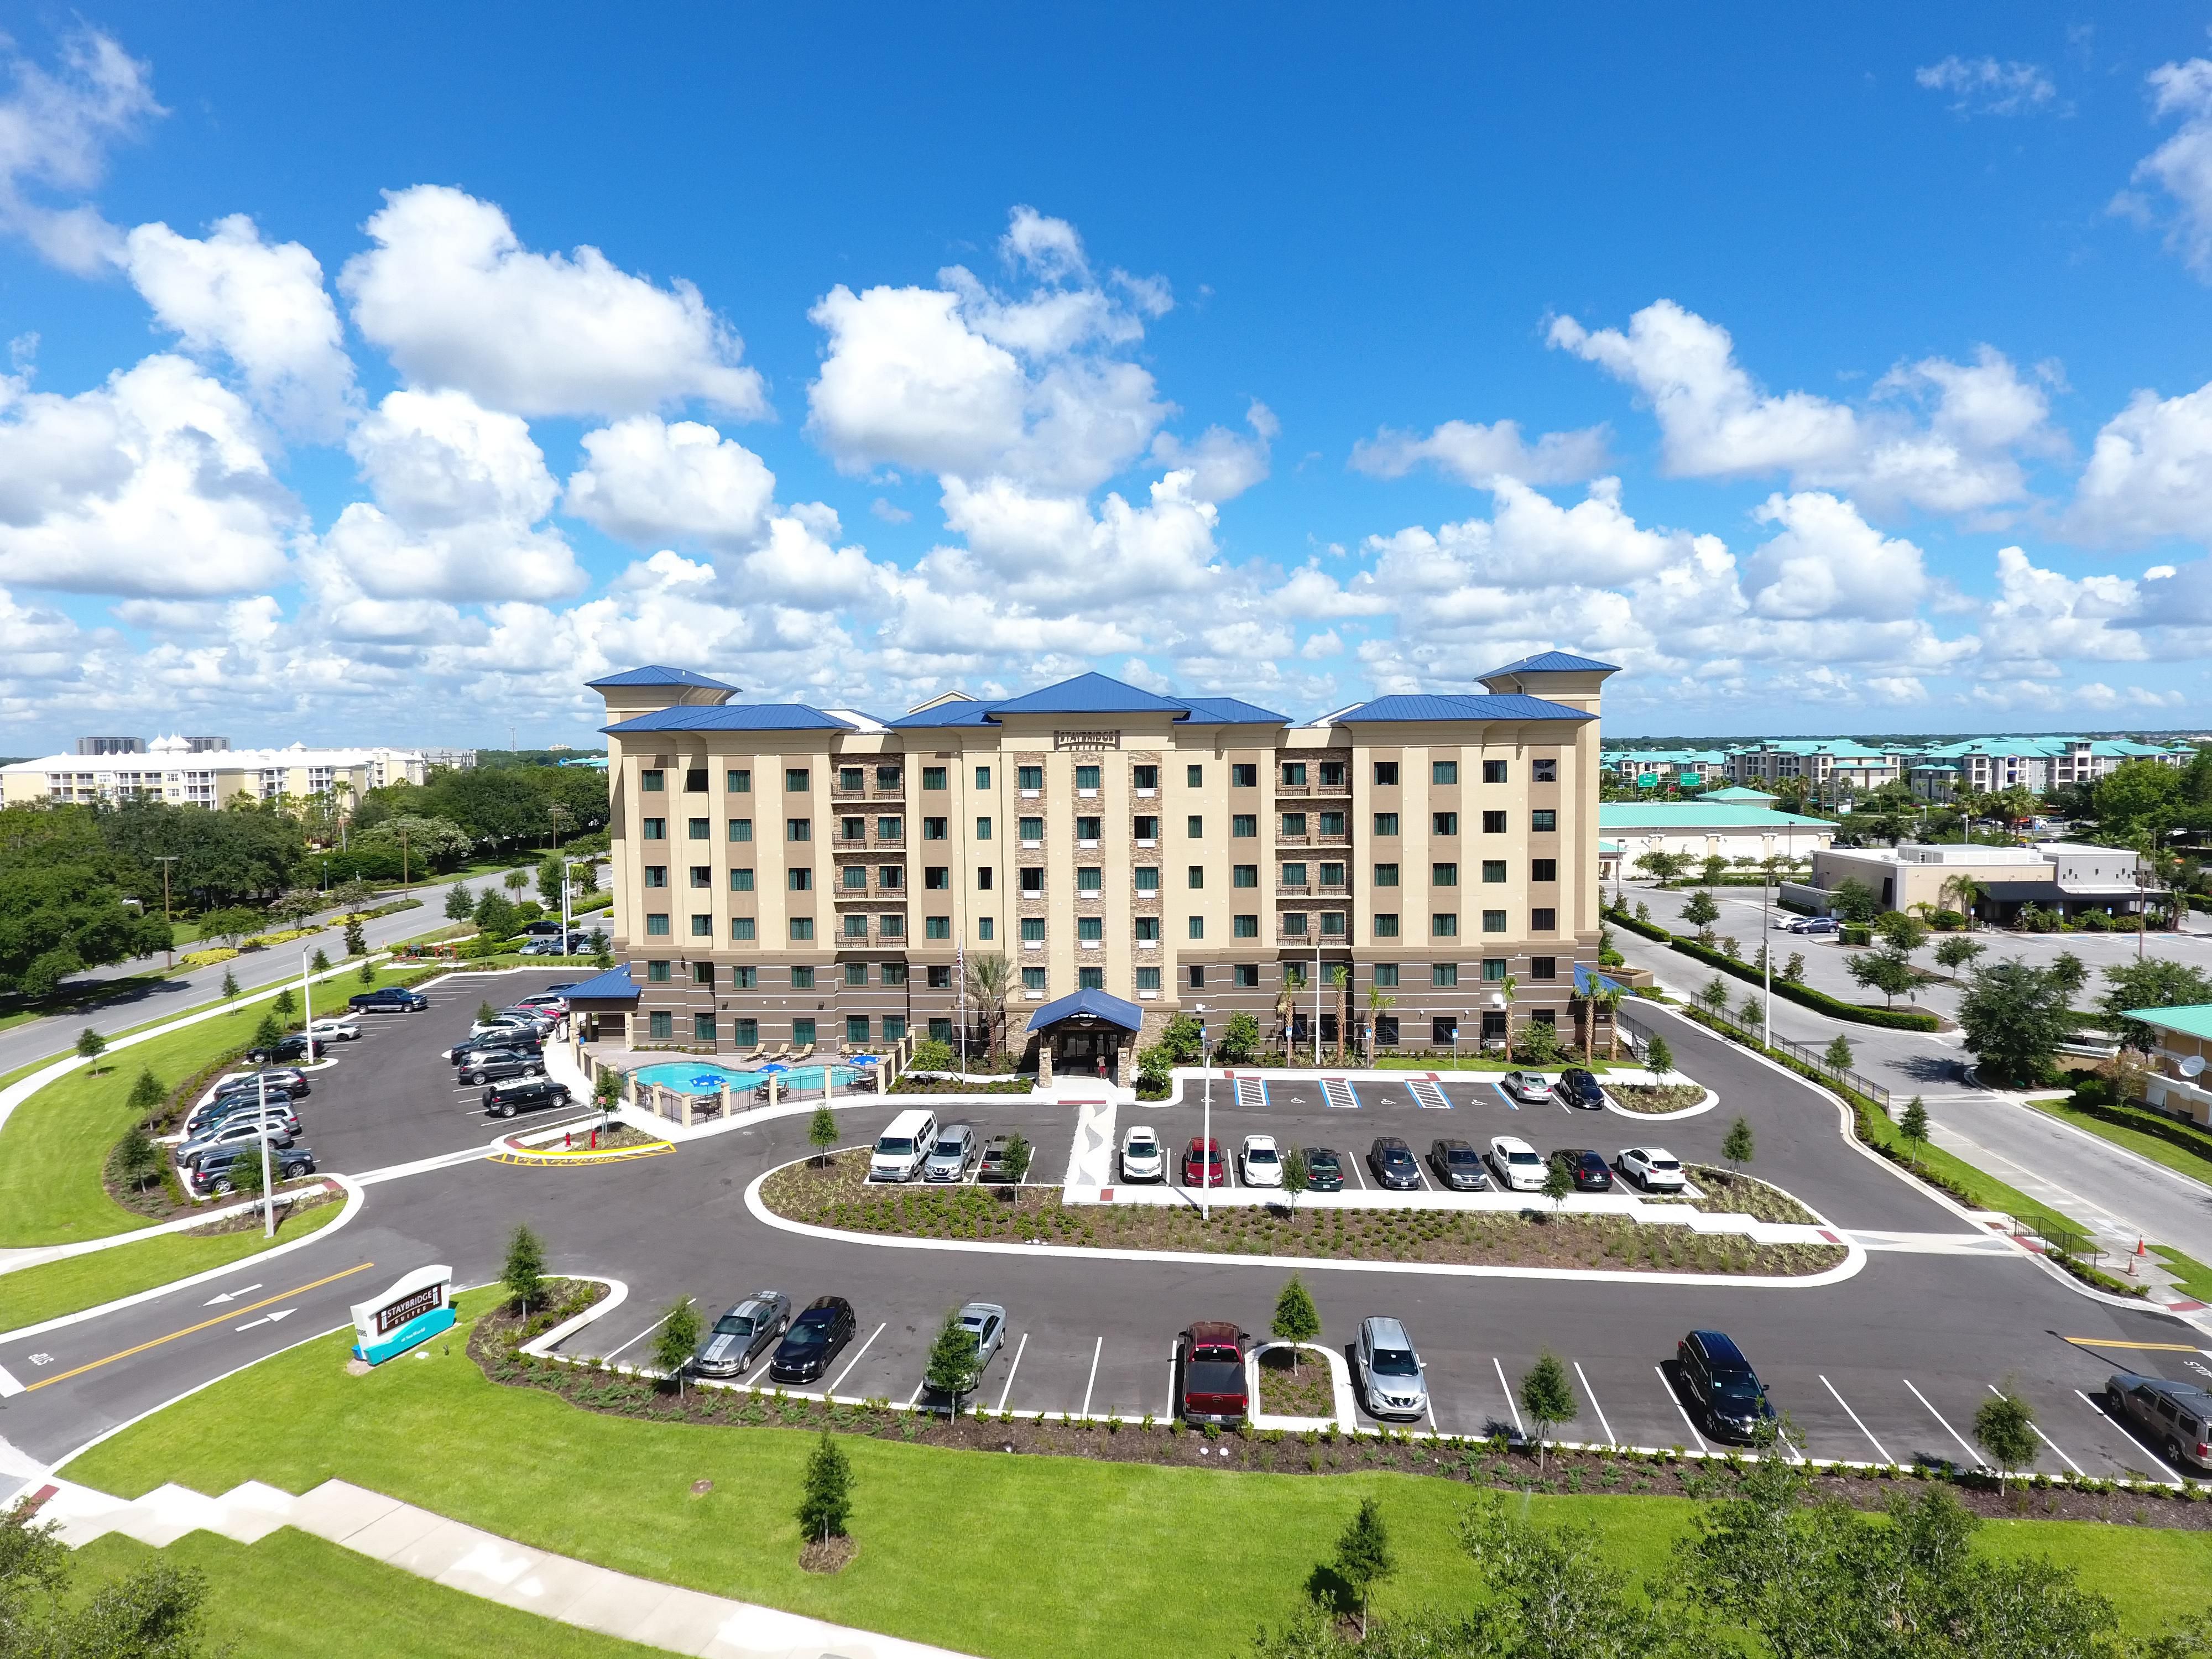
2138, 1237, 2147, 1256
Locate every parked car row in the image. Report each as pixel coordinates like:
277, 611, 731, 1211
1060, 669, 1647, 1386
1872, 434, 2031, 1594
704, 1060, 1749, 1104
1116, 1129, 1686, 1197
177, 1071, 318, 1197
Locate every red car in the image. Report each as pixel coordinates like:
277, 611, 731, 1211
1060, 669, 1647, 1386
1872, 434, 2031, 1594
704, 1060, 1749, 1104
1181, 1137, 1226, 1187
1180, 1322, 1249, 1423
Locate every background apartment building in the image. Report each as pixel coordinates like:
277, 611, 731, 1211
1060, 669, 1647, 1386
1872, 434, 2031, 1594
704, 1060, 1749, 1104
0, 735, 427, 807
589, 653, 1614, 1072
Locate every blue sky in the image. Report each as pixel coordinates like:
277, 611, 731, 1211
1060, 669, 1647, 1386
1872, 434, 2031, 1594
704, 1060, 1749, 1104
5, 4, 2212, 752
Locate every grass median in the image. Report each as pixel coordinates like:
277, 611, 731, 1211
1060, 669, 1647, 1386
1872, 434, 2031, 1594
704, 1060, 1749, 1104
0, 1196, 342, 1333
62, 1294, 2209, 1658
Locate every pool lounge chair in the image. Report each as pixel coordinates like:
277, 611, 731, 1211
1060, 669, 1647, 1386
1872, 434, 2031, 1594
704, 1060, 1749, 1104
760, 1043, 787, 1062
729, 1045, 761, 1065
790, 1044, 814, 1062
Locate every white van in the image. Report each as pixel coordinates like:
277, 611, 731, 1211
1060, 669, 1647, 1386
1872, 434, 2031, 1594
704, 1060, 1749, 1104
869, 1109, 939, 1183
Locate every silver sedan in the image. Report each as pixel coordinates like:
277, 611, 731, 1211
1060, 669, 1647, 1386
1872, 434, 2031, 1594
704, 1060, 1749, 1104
692, 1291, 794, 1377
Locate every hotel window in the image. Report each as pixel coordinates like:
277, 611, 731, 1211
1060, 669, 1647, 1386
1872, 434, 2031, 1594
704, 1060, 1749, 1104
1319, 812, 1344, 836
1484, 760, 1508, 783
789, 869, 813, 891
1374, 812, 1399, 837
1319, 861, 1345, 886
878, 816, 903, 839
975, 765, 992, 789
976, 816, 993, 840
685, 768, 708, 793
729, 818, 752, 842
1234, 914, 1259, 938
881, 914, 906, 938
790, 919, 814, 942
924, 816, 948, 839
1076, 867, 1103, 893
1483, 958, 1506, 981
1483, 909, 1507, 932
1531, 858, 1557, 882
1134, 815, 1158, 839
1373, 761, 1399, 786
646, 960, 671, 982
1531, 809, 1557, 832
1433, 863, 1458, 886
688, 817, 709, 839
1187, 815, 1206, 837
1022, 967, 1047, 992
883, 963, 907, 985
642, 817, 666, 839
1374, 863, 1399, 886
786, 768, 809, 792
1079, 967, 1105, 990
1078, 916, 1104, 941
646, 913, 671, 936
1321, 912, 1345, 937
1018, 764, 1044, 790
1133, 764, 1157, 789
1233, 964, 1260, 987
645, 865, 669, 888
1021, 867, 1044, 894
690, 865, 712, 888
1076, 764, 1101, 790
1021, 918, 1046, 942
649, 1011, 673, 1040
1135, 916, 1160, 941
1280, 812, 1306, 837
978, 867, 993, 890
1235, 864, 1260, 888
1482, 810, 1507, 833
847, 1015, 870, 1044
1374, 912, 1399, 937
1135, 867, 1160, 891
694, 953, 717, 982
1433, 812, 1458, 836
640, 769, 665, 792
1189, 917, 1205, 940
690, 914, 712, 937
1319, 761, 1345, 787
1282, 911, 1307, 936
792, 967, 815, 989
1531, 907, 1557, 932
928, 965, 952, 989
1187, 764, 1204, 786
1432, 760, 1458, 785
978, 918, 994, 940
1020, 816, 1044, 841
731, 917, 755, 942
1189, 965, 1207, 989
1136, 966, 1161, 992
1076, 815, 1102, 839
1432, 913, 1458, 937
1232, 763, 1257, 787
793, 1018, 817, 1046
844, 914, 868, 940
877, 765, 901, 790
881, 864, 904, 889
727, 769, 750, 793
1433, 966, 1458, 989
925, 867, 950, 890
1374, 963, 1399, 988
1278, 862, 1303, 886
1481, 860, 1507, 883
1188, 865, 1204, 889
787, 818, 811, 842
734, 1018, 758, 1047
1531, 956, 1557, 979
1281, 762, 1306, 786
840, 767, 864, 791
1533, 758, 1557, 783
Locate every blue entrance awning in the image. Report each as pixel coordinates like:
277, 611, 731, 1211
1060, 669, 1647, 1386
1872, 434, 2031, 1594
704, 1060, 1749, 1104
559, 964, 641, 1005
1025, 987, 1145, 1034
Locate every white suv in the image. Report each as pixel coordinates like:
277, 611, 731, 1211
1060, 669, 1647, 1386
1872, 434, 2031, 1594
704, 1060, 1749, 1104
1240, 1134, 1284, 1188
1357, 1316, 1428, 1420
1488, 1135, 1546, 1192
1120, 1126, 1164, 1183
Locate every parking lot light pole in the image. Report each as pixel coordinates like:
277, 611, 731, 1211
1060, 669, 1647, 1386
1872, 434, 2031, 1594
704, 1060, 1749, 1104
1761, 832, 1774, 1047
1194, 1003, 1209, 1223
256, 1072, 274, 1238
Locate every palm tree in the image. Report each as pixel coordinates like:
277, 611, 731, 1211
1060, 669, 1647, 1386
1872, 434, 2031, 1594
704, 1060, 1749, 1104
1276, 966, 1304, 1052
1365, 978, 1397, 1065
1496, 973, 1518, 1056
963, 950, 1013, 1062
1329, 965, 1351, 1063
1937, 873, 1984, 929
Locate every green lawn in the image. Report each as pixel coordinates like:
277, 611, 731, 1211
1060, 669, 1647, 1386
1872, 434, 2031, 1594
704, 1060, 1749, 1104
0, 963, 429, 1248
0, 1199, 342, 1332
68, 1528, 662, 1658
1376, 1055, 1618, 1073
0, 973, 174, 1037
2028, 1095, 2212, 1190
63, 1295, 2212, 1658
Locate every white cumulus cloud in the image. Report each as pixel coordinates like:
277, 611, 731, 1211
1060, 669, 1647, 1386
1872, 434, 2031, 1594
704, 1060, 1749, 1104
565, 415, 777, 553
1350, 417, 1610, 486
2066, 378, 2212, 545
1915, 56, 2059, 117
1743, 492, 1928, 620
0, 29, 157, 273
2117, 59, 2212, 279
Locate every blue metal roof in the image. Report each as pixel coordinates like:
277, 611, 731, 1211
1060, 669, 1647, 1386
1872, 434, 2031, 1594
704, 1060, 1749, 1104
1572, 963, 1624, 997
586, 665, 739, 691
884, 674, 1288, 729
884, 700, 1000, 730
559, 965, 640, 1005
1484, 651, 1620, 676
1327, 692, 1594, 724
1180, 695, 1292, 725
1024, 986, 1146, 1033
602, 704, 856, 734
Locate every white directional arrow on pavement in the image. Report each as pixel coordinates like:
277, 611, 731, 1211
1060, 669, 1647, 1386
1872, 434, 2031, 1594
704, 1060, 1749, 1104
234, 1309, 295, 1332
206, 1284, 264, 1306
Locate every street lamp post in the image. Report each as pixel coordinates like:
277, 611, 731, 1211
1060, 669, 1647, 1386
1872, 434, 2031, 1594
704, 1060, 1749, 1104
1761, 832, 1775, 1047
1312, 941, 1322, 1067
301, 947, 316, 1067
1194, 1003, 1210, 1223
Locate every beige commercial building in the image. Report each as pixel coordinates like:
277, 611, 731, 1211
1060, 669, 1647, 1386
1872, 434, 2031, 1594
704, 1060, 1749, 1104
0, 735, 426, 808
1799, 841, 2150, 922
585, 654, 1618, 1076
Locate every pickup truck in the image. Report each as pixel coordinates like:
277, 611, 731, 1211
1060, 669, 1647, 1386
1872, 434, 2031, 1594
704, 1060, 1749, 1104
1180, 1322, 1249, 1425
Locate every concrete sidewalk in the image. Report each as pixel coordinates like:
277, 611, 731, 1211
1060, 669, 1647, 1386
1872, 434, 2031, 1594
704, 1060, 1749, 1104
32, 1473, 972, 1659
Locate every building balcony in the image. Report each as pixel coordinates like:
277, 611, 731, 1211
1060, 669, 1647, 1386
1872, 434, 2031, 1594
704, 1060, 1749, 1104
1278, 882, 1310, 896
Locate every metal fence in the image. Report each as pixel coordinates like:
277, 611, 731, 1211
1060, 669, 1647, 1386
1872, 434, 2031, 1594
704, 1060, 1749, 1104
1617, 997, 1893, 1112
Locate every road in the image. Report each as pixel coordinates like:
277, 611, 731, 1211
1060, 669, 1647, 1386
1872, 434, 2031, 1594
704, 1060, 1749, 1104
4, 967, 2205, 1488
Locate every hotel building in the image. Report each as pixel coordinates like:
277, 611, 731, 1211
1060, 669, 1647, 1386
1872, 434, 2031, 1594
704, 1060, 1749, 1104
0, 735, 427, 808
583, 654, 1615, 1078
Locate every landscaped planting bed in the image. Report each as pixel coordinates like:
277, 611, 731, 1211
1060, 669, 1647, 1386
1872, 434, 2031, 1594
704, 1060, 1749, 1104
1255, 1348, 1334, 1418
763, 1153, 1845, 1276
1674, 1167, 1820, 1226
1608, 1082, 1707, 1113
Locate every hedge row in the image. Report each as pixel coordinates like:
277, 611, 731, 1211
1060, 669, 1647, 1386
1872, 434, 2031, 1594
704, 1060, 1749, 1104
1604, 907, 1942, 1032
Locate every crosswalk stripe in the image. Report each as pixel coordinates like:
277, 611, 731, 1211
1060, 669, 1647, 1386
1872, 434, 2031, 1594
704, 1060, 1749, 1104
1408, 1079, 1451, 1110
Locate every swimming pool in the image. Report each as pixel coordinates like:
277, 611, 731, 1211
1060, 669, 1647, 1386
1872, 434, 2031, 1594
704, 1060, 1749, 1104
632, 1060, 867, 1096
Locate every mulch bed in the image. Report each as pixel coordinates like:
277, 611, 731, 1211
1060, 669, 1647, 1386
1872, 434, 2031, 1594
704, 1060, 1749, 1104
464, 1325, 2212, 1530
1256, 1350, 1335, 1418
535, 1122, 664, 1151
800, 1536, 857, 1574
1674, 1168, 1818, 1226
182, 1183, 339, 1236
763, 1153, 1845, 1277
1608, 1083, 1707, 1114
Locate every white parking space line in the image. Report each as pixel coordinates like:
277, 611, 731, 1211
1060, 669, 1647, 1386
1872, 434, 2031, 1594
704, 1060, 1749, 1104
1988, 1384, 2084, 1475
1081, 1337, 1103, 1420
1655, 1365, 1710, 1454
1902, 1378, 1984, 1470
827, 1323, 885, 1396
995, 1332, 1028, 1413
1820, 1375, 1891, 1463
603, 1311, 672, 1363
1349, 1155, 1369, 1190
2075, 1388, 2185, 1483
1573, 1362, 1615, 1447
1493, 1357, 1526, 1435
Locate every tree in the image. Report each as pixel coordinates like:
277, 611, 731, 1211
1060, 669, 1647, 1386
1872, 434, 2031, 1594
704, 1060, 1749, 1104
1275, 966, 1304, 1050
1700, 852, 1728, 888
268, 886, 321, 926
924, 1308, 981, 1411
334, 877, 378, 911
1330, 1498, 1395, 1639
1220, 1010, 1261, 1063
1938, 871, 1984, 926
1271, 1274, 1320, 1369
654, 1297, 701, 1395
1830, 877, 1881, 924
0, 1501, 214, 1656
127, 1065, 164, 1120
1822, 1033, 1854, 1074
473, 889, 521, 940
1845, 944, 1919, 1007
1681, 888, 1720, 941
999, 1131, 1033, 1182
2047, 950, 2089, 1001
796, 1431, 853, 1545
1872, 911, 1928, 958
1736, 990, 1762, 1029
503, 1223, 546, 1316
1280, 1146, 1310, 1209
1722, 1115, 1754, 1174
1157, 1013, 1204, 1063
310, 946, 331, 974
2099, 957, 2212, 1051
272, 985, 295, 1021
503, 865, 529, 896
1449, 1499, 1666, 1659
1496, 972, 1519, 1052
1364, 978, 1398, 1063
356, 957, 375, 985
1644, 1034, 1673, 1077
1697, 976, 1731, 1016
199, 906, 267, 949
1974, 1387, 2040, 1483
962, 949, 1014, 1060
477, 999, 497, 1024
909, 1036, 956, 1072
116, 1121, 162, 1192
343, 917, 367, 956
1518, 1350, 1578, 1474
1933, 935, 1985, 978
808, 1103, 839, 1165
1959, 961, 2072, 1087
1632, 849, 1685, 886
1513, 1015, 1564, 1066
1541, 1154, 1573, 1214
445, 883, 474, 921
219, 966, 240, 1005
251, 1010, 284, 1052
75, 1026, 108, 1072
1898, 1095, 1929, 1165
537, 855, 567, 906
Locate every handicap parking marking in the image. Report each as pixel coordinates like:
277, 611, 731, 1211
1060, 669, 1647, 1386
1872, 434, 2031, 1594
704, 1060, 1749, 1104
1321, 1077, 1359, 1110
1407, 1078, 1451, 1110
1820, 1374, 1891, 1463
1989, 1383, 2085, 1475
1234, 1076, 1269, 1112
1489, 1083, 1519, 1112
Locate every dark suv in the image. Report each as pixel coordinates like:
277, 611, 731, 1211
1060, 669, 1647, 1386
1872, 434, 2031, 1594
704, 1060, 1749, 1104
188, 1141, 317, 1197
1676, 1329, 1775, 1442
212, 1068, 311, 1102
1553, 1069, 1606, 1110
769, 1295, 857, 1384
350, 987, 428, 1014
1368, 1136, 1421, 1190
1427, 1139, 1491, 1191
457, 1047, 542, 1086
483, 1077, 572, 1118
1552, 1149, 1614, 1192
244, 1032, 315, 1065
451, 1029, 543, 1064
2105, 1371, 2212, 1472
